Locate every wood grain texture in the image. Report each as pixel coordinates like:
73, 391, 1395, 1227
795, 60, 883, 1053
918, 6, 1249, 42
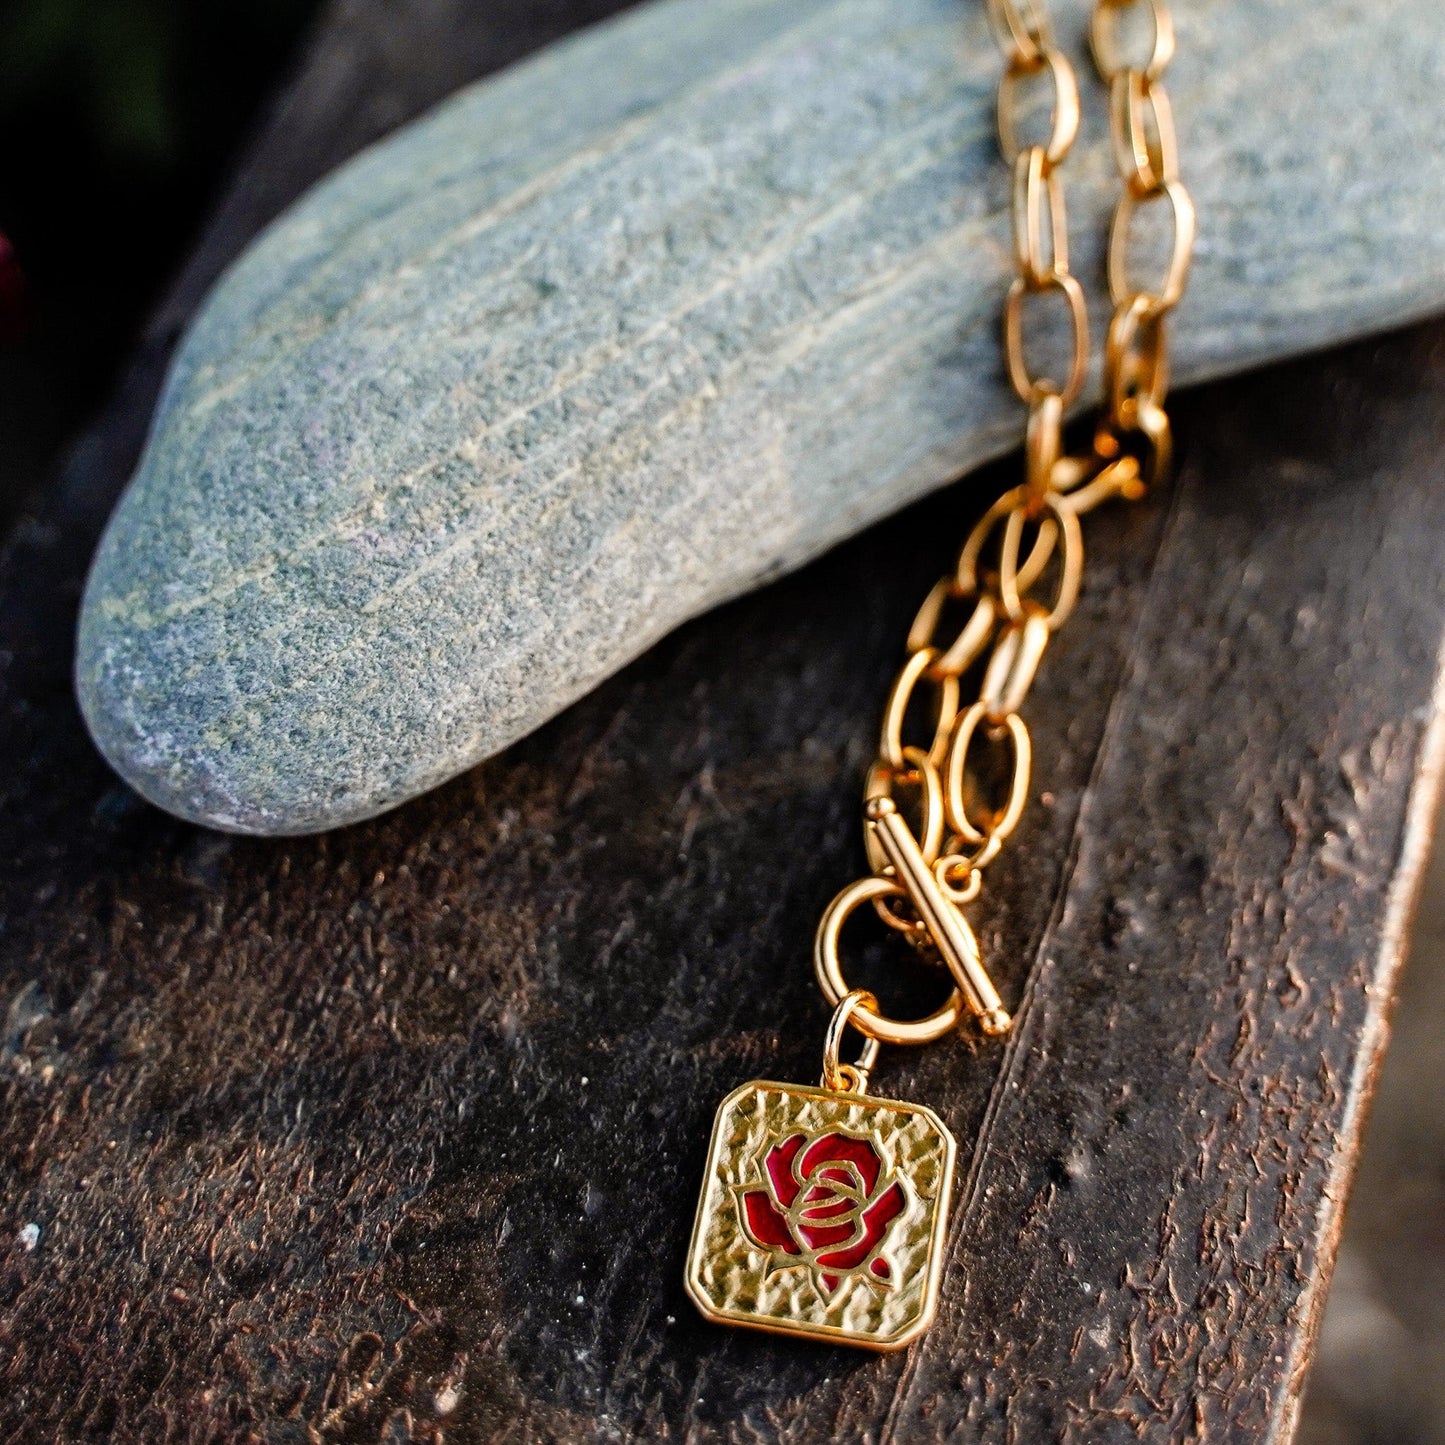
73, 0, 1445, 834
3, 2, 1444, 1441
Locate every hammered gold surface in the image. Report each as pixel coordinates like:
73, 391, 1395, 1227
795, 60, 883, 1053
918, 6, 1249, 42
685, 1081, 956, 1348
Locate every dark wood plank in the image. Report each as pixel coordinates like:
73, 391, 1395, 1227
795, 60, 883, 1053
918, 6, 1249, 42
2, 3, 1442, 1441
892, 332, 1445, 1443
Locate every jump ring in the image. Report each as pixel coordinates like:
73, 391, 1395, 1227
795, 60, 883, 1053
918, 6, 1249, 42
821, 989, 883, 1093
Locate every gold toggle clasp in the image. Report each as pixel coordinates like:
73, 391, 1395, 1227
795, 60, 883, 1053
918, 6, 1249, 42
814, 796, 1012, 1047
865, 797, 1010, 1035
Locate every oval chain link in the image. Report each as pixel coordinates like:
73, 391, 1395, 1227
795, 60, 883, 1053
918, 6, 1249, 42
811, 0, 1191, 1061
1095, 0, 1191, 457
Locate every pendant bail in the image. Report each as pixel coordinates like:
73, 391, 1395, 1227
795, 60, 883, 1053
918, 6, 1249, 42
822, 989, 882, 1094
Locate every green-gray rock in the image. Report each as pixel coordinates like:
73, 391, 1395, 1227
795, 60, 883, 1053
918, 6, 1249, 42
76, 0, 1445, 835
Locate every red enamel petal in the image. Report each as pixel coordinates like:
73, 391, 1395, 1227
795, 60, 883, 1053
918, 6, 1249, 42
796, 1217, 856, 1252
862, 1180, 907, 1231
799, 1188, 854, 1221
764, 1134, 807, 1209
813, 1241, 872, 1272
740, 1188, 800, 1254
815, 1181, 906, 1272
819, 1273, 840, 1295
870, 1257, 891, 1279
798, 1133, 880, 1195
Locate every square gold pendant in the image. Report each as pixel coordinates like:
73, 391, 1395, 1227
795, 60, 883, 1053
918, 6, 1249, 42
684, 1080, 956, 1350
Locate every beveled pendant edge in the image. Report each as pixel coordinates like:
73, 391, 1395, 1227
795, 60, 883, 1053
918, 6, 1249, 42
683, 1079, 958, 1351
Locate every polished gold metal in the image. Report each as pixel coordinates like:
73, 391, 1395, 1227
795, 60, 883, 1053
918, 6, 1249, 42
996, 44, 1079, 166
692, 0, 1192, 1350
1012, 148, 1067, 284
1090, 0, 1175, 81
822, 989, 883, 1093
944, 702, 1032, 848
1059, 453, 1146, 514
879, 646, 960, 771
1004, 272, 1089, 406
815, 876, 965, 1046
866, 797, 1010, 1033
1108, 177, 1195, 312
1024, 390, 1065, 503
1110, 69, 1177, 196
907, 580, 996, 677
955, 485, 1056, 598
980, 609, 1051, 721
999, 489, 1082, 626
685, 1081, 957, 1349
986, 0, 1051, 63
863, 746, 945, 876
1104, 293, 1170, 416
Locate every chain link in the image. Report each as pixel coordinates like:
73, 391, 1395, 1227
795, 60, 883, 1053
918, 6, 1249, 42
1095, 0, 1191, 459
813, 0, 1191, 1062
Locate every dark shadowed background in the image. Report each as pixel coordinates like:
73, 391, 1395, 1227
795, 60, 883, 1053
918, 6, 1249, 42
0, 3, 1441, 1440
0, 0, 324, 531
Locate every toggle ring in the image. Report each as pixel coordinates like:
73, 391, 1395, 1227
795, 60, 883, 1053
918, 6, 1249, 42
813, 877, 964, 1046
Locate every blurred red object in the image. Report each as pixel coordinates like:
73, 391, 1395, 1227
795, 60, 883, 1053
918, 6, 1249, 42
0, 231, 28, 346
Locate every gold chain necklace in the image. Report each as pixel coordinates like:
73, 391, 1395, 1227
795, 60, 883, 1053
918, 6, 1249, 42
686, 0, 1195, 1350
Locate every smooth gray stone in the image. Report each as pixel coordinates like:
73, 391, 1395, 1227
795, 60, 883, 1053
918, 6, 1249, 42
76, 0, 1445, 835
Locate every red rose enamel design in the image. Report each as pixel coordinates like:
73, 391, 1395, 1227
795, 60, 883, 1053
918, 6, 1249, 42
737, 1130, 908, 1294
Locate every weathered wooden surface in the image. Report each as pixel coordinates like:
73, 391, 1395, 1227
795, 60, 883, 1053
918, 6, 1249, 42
3, 3, 1445, 1442
73, 0, 1445, 835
